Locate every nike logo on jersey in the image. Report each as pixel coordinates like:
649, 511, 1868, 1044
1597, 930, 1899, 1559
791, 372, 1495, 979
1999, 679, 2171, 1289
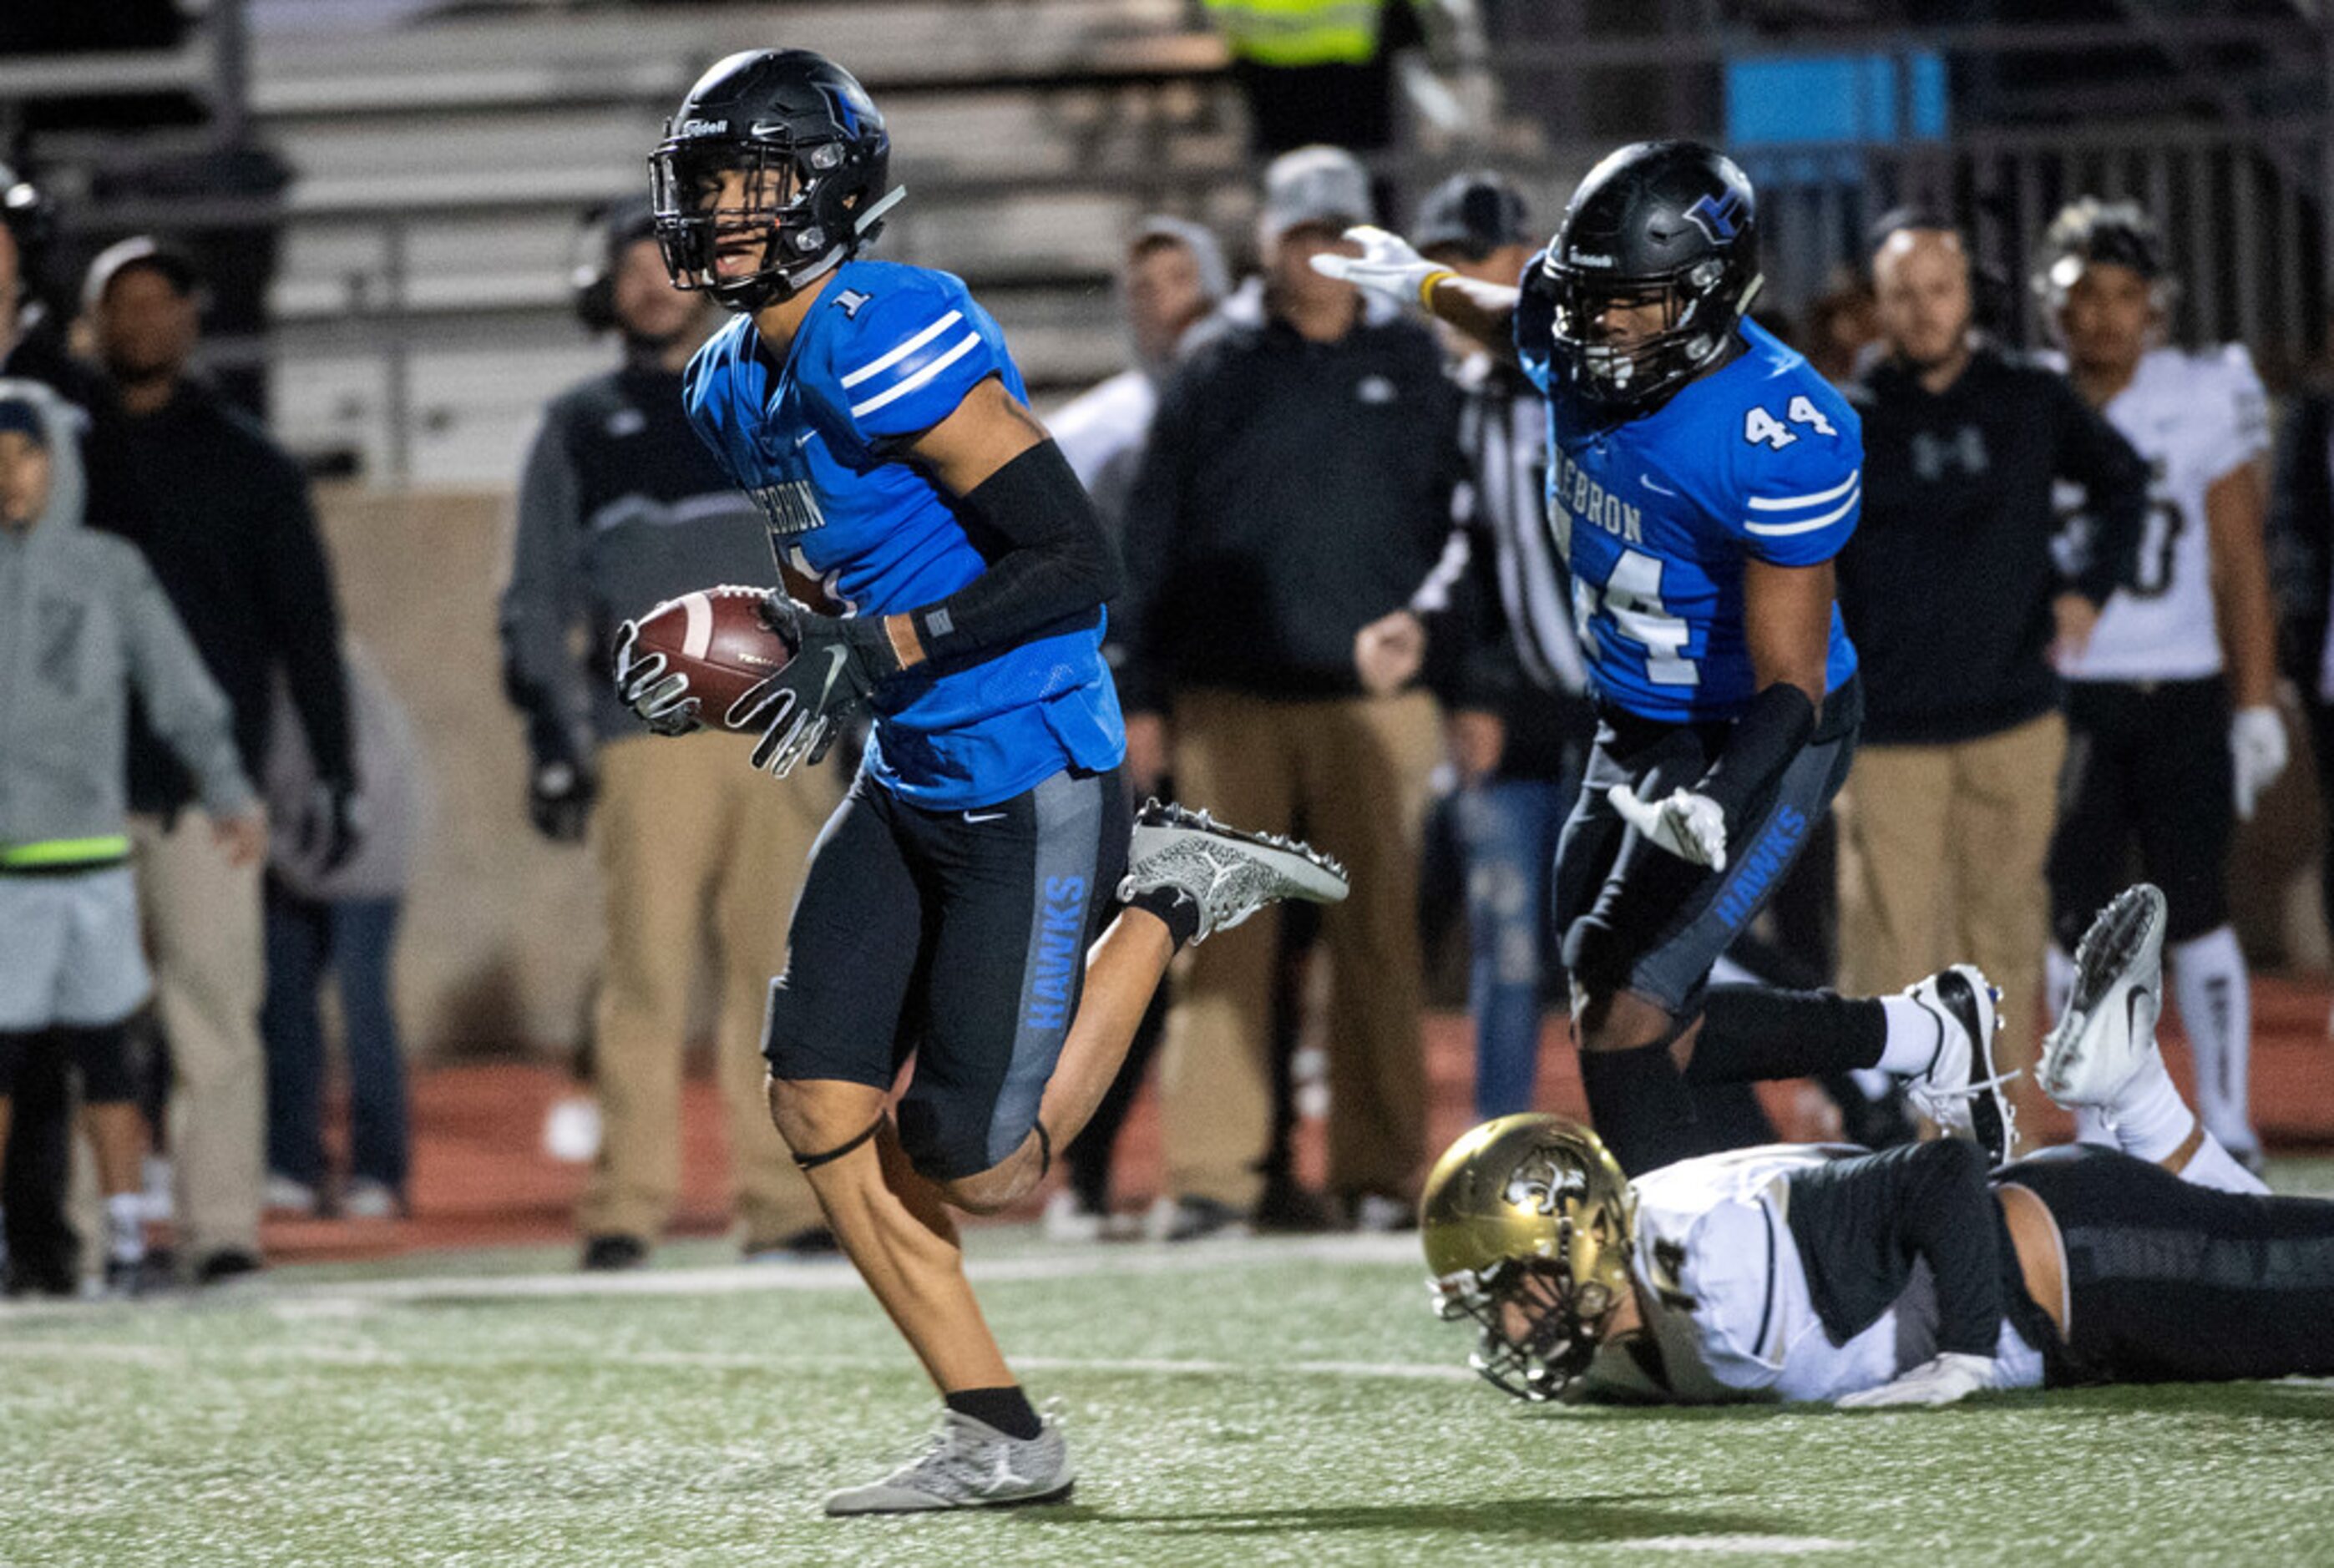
1639, 473, 1680, 497
795, 427, 818, 448
963, 811, 1007, 823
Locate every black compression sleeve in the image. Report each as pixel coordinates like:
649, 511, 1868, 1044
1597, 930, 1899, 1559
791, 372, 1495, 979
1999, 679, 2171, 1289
909, 439, 1124, 665
1694, 681, 1815, 830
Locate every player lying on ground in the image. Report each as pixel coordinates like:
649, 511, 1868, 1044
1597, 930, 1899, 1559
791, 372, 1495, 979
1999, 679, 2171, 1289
1420, 885, 2330, 1408
1314, 142, 2023, 1179
609, 50, 1348, 1515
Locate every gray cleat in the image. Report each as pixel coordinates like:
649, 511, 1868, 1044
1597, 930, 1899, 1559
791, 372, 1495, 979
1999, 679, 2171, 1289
824, 1410, 1075, 1516
1120, 799, 1349, 943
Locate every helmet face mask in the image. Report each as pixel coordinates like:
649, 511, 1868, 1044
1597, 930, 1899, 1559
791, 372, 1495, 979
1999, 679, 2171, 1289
1419, 1115, 1637, 1403
647, 48, 896, 315
1545, 255, 1739, 406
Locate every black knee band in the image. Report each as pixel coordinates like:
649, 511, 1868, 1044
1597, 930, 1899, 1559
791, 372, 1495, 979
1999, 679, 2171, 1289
794, 1115, 887, 1171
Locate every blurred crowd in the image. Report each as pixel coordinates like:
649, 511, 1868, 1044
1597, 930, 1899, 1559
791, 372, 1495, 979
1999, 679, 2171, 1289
9, 114, 2334, 1292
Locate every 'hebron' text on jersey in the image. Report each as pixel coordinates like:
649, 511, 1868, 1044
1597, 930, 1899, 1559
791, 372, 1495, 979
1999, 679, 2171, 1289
682, 259, 1125, 808
1516, 269, 1861, 724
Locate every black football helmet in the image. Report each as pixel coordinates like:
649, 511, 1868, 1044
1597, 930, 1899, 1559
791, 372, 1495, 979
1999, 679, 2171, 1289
1527, 140, 1762, 414
648, 48, 900, 313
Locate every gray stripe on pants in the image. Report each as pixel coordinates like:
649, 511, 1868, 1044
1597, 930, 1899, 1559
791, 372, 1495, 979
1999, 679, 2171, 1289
987, 769, 1106, 1168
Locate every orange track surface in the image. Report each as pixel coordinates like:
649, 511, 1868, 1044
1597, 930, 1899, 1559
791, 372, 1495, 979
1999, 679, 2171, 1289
264, 980, 2334, 1265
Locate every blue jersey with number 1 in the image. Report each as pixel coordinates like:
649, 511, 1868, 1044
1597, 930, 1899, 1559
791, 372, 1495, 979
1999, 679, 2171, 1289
683, 259, 1125, 809
1516, 276, 1861, 726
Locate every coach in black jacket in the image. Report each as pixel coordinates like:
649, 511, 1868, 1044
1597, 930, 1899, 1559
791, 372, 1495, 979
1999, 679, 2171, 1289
1116, 146, 1463, 1237
80, 237, 355, 1282
1833, 217, 2145, 1111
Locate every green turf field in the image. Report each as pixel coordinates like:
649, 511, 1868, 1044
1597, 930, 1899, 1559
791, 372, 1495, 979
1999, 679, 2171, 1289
6, 1161, 2334, 1568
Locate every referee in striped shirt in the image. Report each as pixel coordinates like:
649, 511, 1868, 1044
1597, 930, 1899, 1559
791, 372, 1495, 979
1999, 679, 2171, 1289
1410, 171, 1597, 1119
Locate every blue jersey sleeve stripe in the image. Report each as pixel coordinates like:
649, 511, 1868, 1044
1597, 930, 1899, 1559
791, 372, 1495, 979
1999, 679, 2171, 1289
1743, 483, 1859, 536
838, 310, 966, 390
1744, 468, 1861, 510
848, 330, 985, 419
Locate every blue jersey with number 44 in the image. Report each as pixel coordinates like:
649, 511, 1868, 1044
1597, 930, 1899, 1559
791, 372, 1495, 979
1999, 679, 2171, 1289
683, 259, 1125, 808
1516, 288, 1861, 725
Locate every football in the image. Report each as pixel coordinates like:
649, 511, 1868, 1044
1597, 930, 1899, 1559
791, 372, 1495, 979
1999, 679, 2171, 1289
623, 584, 792, 722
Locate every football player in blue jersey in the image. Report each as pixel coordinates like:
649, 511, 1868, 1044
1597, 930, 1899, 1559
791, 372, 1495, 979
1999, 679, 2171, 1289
608, 48, 1350, 1515
1318, 142, 2018, 1176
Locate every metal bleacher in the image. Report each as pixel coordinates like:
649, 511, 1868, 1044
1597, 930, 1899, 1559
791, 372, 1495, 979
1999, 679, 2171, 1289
248, 1, 1245, 485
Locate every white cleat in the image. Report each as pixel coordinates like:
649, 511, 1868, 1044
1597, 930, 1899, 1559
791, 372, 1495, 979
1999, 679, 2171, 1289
1901, 964, 2018, 1166
2039, 884, 2167, 1110
1120, 799, 1349, 943
824, 1410, 1075, 1515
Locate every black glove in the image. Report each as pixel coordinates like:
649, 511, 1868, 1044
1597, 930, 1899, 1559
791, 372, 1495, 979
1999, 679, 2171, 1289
301, 781, 366, 873
528, 754, 596, 843
730, 594, 901, 776
610, 618, 702, 736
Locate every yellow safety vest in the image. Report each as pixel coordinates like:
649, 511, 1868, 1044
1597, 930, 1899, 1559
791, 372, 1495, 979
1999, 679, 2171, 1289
1203, 0, 1390, 68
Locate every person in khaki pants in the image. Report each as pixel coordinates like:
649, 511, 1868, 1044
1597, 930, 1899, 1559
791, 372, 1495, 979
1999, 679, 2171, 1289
1117, 146, 1464, 1234
1834, 215, 2147, 1129
500, 202, 833, 1269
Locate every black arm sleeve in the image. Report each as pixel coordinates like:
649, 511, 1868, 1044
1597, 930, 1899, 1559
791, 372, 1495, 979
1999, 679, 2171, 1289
259, 463, 356, 790
1785, 1139, 2004, 1358
2053, 377, 2152, 608
1694, 680, 1815, 832
908, 438, 1125, 667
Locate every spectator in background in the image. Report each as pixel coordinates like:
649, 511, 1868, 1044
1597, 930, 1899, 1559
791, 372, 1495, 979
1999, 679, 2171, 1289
1834, 215, 2146, 1130
0, 162, 101, 1297
80, 236, 357, 1286
2270, 349, 2334, 1012
2034, 200, 2281, 1168
1405, 169, 1595, 1120
1203, 0, 1428, 158
1118, 145, 1461, 1237
260, 644, 426, 1220
499, 200, 837, 1272
1048, 217, 1228, 539
1042, 215, 1228, 1242
0, 380, 263, 1295
1800, 279, 1880, 387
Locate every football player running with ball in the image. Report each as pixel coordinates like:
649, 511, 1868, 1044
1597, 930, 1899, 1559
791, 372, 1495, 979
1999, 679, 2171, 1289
611, 50, 1348, 1514
2037, 199, 2283, 1169
1420, 885, 2325, 1409
1317, 143, 2014, 1176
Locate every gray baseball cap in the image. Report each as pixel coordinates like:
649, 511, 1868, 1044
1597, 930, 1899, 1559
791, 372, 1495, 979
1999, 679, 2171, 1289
1414, 171, 1532, 260
1261, 145, 1373, 238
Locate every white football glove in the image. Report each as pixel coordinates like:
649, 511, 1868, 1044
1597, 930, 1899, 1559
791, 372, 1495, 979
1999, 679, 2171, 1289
1607, 783, 1729, 872
1835, 1352, 1999, 1410
1306, 225, 1452, 309
2230, 704, 2288, 822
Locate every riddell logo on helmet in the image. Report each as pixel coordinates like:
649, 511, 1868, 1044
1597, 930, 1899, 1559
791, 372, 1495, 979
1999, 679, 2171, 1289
1569, 251, 1616, 266
678, 119, 729, 137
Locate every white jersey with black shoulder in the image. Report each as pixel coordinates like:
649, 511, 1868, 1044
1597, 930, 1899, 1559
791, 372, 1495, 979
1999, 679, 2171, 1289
2053, 344, 2270, 683
1573, 1144, 2045, 1406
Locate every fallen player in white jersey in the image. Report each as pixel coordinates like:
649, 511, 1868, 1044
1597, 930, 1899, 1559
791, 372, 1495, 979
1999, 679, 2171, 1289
1420, 884, 2333, 1408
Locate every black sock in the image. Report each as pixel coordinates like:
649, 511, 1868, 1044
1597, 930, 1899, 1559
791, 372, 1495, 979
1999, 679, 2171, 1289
945, 1384, 1041, 1440
1126, 883, 1202, 949
1686, 986, 1886, 1084
1577, 1041, 1717, 1176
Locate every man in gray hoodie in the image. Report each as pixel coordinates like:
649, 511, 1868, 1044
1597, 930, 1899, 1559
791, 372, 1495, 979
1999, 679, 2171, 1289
0, 380, 261, 1293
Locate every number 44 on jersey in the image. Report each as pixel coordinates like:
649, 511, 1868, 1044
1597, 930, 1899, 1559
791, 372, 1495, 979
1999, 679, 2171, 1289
1744, 397, 1837, 448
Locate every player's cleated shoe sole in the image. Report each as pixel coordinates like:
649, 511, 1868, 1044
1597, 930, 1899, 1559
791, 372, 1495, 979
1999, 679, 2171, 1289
2040, 883, 2168, 1109
1121, 799, 1349, 943
825, 1411, 1076, 1515
1903, 964, 2017, 1166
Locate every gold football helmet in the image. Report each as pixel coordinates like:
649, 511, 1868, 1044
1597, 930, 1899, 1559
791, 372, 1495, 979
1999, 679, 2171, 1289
1420, 1114, 1636, 1401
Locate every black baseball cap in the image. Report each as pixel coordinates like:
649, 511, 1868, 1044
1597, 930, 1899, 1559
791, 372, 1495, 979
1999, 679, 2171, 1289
1414, 171, 1532, 260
